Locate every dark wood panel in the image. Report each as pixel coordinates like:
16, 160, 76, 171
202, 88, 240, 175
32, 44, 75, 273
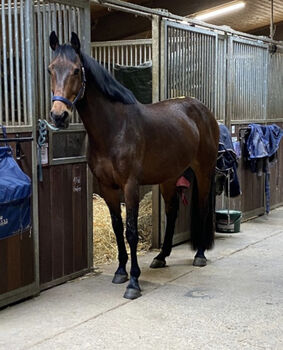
39, 162, 89, 287
20, 231, 34, 287
63, 165, 74, 276
72, 164, 88, 272
50, 166, 65, 280
269, 122, 283, 207
39, 168, 53, 285
0, 239, 8, 294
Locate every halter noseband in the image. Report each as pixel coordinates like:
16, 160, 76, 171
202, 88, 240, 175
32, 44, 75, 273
52, 66, 86, 109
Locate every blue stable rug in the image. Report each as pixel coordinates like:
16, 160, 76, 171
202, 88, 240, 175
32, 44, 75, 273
0, 146, 31, 239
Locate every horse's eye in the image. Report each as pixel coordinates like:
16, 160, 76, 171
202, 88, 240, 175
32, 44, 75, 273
74, 69, 80, 75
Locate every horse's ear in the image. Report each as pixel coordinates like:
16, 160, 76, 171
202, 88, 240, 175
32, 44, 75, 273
71, 32, 81, 54
50, 31, 59, 51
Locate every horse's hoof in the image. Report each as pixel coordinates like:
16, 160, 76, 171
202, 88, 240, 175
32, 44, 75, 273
193, 256, 207, 267
123, 288, 142, 300
150, 258, 166, 268
112, 273, 128, 284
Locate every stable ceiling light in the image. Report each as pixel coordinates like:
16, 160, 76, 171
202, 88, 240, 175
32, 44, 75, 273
195, 1, 245, 21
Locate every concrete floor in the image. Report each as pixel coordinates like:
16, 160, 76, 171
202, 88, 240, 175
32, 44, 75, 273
1, 207, 283, 350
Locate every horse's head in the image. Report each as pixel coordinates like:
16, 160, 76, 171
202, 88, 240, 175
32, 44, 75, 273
49, 31, 85, 129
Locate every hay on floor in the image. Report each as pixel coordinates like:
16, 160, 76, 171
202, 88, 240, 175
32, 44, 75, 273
93, 191, 152, 266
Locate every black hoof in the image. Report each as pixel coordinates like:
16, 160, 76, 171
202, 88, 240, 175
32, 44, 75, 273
112, 273, 128, 284
193, 256, 207, 267
123, 288, 142, 300
150, 258, 166, 268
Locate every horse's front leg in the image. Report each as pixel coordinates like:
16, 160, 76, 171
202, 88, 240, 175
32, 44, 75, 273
123, 179, 141, 299
99, 184, 129, 283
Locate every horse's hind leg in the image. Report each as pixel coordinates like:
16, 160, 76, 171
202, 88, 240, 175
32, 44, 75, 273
99, 184, 128, 284
190, 168, 216, 267
150, 180, 179, 268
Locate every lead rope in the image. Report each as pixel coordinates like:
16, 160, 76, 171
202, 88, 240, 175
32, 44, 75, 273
37, 119, 59, 182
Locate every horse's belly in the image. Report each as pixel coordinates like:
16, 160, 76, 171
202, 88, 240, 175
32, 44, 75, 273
141, 144, 195, 185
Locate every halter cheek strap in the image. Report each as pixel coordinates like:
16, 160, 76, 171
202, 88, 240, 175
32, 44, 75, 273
52, 66, 86, 109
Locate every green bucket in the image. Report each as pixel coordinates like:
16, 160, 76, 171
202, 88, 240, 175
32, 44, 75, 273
216, 210, 242, 233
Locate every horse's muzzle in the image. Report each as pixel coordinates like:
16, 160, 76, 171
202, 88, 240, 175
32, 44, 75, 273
50, 111, 70, 129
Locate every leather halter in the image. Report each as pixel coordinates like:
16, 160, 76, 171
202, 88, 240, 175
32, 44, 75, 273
52, 66, 86, 109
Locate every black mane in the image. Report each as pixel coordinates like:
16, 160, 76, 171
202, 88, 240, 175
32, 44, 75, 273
53, 45, 137, 105
81, 53, 137, 105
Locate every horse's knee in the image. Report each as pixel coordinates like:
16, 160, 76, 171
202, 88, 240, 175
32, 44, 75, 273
126, 229, 138, 246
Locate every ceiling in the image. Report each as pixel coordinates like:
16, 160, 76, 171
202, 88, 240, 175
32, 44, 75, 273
90, 0, 283, 40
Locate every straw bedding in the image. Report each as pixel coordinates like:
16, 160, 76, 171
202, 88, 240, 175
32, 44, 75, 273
93, 191, 152, 266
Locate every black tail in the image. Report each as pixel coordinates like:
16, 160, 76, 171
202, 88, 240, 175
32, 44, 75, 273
190, 171, 216, 251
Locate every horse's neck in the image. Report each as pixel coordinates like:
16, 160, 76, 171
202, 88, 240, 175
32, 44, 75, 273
76, 85, 124, 152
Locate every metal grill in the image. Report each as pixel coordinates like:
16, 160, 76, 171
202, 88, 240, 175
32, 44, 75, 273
91, 39, 152, 74
165, 24, 220, 118
230, 39, 268, 122
163, 20, 283, 123
268, 51, 283, 120
0, 0, 30, 127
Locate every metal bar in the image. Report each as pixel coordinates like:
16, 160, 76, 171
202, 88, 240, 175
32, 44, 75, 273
107, 45, 110, 71
103, 46, 106, 67
0, 137, 34, 143
51, 2, 57, 32
112, 46, 115, 71
68, 6, 72, 40
26, 0, 40, 295
57, 3, 63, 43
270, 0, 274, 40
182, 30, 185, 95
2, 0, 9, 124
91, 38, 152, 48
214, 34, 218, 116
196, 32, 200, 100
42, 0, 50, 120
117, 45, 120, 64
0, 36, 2, 124
14, 0, 21, 125
134, 44, 137, 66
98, 46, 101, 63
72, 6, 77, 34
47, 2, 52, 63
8, 0, 15, 125
169, 27, 173, 97
125, 45, 128, 65
63, 4, 68, 42
37, 1, 44, 119
20, 0, 27, 125
173, 27, 177, 97
77, 6, 81, 39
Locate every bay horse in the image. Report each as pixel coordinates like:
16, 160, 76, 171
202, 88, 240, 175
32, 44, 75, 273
48, 32, 219, 300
